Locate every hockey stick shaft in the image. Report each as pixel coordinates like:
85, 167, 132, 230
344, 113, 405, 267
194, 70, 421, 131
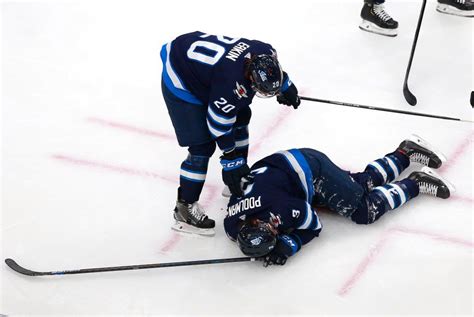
5, 257, 256, 276
300, 96, 472, 123
403, 0, 427, 106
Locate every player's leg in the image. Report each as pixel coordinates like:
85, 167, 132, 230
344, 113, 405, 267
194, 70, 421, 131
351, 167, 454, 224
359, 0, 399, 37
436, 0, 474, 17
173, 142, 216, 235
161, 79, 216, 235
222, 106, 252, 198
351, 134, 446, 192
300, 148, 366, 218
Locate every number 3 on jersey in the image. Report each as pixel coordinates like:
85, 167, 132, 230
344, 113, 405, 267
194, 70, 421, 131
187, 34, 239, 66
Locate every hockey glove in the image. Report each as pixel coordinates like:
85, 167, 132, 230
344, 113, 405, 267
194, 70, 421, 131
263, 234, 301, 267
220, 149, 250, 197
277, 83, 300, 109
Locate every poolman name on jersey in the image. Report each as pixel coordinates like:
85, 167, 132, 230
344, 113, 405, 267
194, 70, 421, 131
227, 196, 262, 216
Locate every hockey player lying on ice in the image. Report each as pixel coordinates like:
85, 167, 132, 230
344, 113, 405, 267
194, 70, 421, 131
224, 135, 455, 267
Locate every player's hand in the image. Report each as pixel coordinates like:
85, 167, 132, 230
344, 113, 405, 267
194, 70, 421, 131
277, 83, 300, 109
220, 149, 250, 197
262, 235, 299, 267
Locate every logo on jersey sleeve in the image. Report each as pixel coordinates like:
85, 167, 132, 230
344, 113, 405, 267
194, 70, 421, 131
292, 209, 300, 218
233, 82, 248, 99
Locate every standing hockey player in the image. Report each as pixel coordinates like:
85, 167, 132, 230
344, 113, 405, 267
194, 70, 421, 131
359, 0, 473, 37
224, 135, 455, 266
160, 31, 300, 236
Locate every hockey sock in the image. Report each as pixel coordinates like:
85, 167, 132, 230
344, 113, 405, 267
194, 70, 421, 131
371, 179, 419, 211
365, 151, 409, 186
179, 154, 210, 203
351, 179, 418, 224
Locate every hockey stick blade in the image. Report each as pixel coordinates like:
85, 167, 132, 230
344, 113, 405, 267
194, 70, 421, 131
403, 0, 427, 106
5, 256, 257, 277
5, 258, 46, 276
403, 82, 417, 106
470, 91, 473, 107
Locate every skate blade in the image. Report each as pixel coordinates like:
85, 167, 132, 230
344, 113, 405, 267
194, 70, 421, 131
408, 134, 447, 164
171, 221, 215, 237
421, 166, 456, 196
359, 20, 398, 37
436, 4, 474, 17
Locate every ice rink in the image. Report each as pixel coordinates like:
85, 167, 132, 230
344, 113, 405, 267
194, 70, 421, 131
1, 0, 473, 315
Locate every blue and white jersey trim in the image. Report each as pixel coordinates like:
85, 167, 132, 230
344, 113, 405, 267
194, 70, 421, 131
207, 119, 232, 138
207, 107, 236, 126
180, 168, 206, 182
297, 201, 322, 231
160, 43, 202, 105
277, 149, 314, 203
281, 76, 291, 92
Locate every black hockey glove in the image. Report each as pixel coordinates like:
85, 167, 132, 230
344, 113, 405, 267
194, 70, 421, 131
277, 83, 300, 109
220, 149, 250, 197
263, 235, 300, 267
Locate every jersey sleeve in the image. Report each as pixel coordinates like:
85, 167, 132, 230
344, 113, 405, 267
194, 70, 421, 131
280, 71, 293, 93
275, 198, 322, 256
207, 80, 252, 152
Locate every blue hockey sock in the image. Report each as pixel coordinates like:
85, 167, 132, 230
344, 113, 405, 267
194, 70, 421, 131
365, 151, 409, 186
371, 179, 418, 211
179, 154, 210, 203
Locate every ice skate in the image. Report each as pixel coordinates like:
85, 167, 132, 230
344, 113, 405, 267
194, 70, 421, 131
408, 166, 455, 199
397, 134, 447, 168
172, 199, 215, 236
359, 3, 398, 37
437, 0, 474, 17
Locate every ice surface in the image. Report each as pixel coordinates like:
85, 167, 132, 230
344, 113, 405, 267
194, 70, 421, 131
1, 0, 472, 315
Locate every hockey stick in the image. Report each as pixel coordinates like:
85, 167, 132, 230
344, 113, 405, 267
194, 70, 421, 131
403, 0, 427, 106
300, 96, 473, 123
5, 257, 256, 276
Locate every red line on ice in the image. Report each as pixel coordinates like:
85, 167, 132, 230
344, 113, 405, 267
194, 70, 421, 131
439, 130, 473, 173
86, 117, 175, 140
52, 154, 178, 183
250, 107, 293, 155
160, 232, 183, 253
337, 226, 473, 296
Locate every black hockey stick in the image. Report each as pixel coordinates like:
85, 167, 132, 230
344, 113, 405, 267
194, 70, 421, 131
300, 96, 473, 123
403, 0, 427, 106
5, 257, 256, 276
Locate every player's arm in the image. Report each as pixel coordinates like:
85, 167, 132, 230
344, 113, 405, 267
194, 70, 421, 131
207, 87, 251, 196
276, 72, 301, 109
264, 200, 322, 266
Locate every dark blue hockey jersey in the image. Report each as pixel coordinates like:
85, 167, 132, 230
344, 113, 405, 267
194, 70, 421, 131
160, 31, 291, 151
224, 149, 322, 250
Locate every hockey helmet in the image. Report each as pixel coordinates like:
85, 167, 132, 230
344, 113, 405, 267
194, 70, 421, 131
237, 219, 277, 257
246, 54, 283, 98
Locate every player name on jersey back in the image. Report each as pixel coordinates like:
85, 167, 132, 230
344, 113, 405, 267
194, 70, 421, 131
227, 196, 262, 216
225, 42, 251, 62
